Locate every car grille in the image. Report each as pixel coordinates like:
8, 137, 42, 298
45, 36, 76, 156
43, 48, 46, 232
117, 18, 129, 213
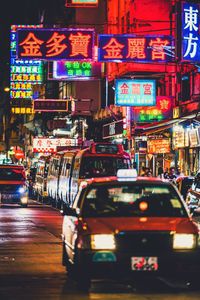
115, 231, 173, 254
0, 184, 20, 192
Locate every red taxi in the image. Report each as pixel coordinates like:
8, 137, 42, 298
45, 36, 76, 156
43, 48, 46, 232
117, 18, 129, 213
61, 170, 200, 290
0, 164, 28, 207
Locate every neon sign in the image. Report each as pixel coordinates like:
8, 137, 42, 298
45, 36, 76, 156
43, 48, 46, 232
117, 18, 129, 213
17, 28, 94, 60
51, 61, 102, 80
10, 25, 43, 100
182, 2, 200, 62
65, 0, 98, 7
98, 35, 174, 62
133, 96, 173, 122
115, 79, 156, 107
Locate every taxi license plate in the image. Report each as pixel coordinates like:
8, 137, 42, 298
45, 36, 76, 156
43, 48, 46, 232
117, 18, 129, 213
131, 257, 158, 271
1, 194, 15, 200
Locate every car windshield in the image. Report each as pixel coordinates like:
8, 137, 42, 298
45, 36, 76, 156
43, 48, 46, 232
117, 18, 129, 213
80, 157, 130, 178
0, 168, 25, 181
82, 183, 187, 217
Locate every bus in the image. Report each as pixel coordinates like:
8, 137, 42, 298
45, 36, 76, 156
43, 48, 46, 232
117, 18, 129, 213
59, 142, 131, 207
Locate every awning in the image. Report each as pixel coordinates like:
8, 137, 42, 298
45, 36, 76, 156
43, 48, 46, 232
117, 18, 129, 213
134, 114, 197, 136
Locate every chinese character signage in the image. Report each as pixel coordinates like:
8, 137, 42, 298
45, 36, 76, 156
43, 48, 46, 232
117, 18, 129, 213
182, 2, 200, 62
98, 34, 174, 62
148, 139, 171, 154
10, 25, 43, 100
65, 0, 98, 7
133, 96, 173, 122
33, 138, 78, 153
33, 99, 68, 112
115, 79, 156, 107
173, 125, 185, 149
51, 61, 102, 80
17, 28, 94, 60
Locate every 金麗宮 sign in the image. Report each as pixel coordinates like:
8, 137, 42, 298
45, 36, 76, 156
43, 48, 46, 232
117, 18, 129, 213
181, 2, 200, 62
115, 79, 156, 107
16, 28, 94, 60
98, 34, 174, 62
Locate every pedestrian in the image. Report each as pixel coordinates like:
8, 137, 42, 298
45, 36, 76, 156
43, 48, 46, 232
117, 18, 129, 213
157, 166, 164, 179
164, 168, 169, 179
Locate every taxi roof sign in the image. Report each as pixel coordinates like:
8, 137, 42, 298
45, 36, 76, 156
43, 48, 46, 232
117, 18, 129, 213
117, 169, 137, 179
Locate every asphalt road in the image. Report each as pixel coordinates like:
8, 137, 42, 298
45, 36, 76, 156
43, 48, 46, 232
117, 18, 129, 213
0, 200, 200, 300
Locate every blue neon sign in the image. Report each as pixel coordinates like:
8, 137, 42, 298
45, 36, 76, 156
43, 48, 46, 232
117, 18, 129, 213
115, 79, 156, 107
182, 2, 200, 62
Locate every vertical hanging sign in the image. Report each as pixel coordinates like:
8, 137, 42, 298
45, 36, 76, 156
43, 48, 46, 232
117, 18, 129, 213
181, 2, 200, 62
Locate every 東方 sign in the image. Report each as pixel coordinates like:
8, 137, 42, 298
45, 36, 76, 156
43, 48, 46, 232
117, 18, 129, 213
181, 2, 200, 62
17, 28, 94, 60
33, 99, 68, 112
115, 79, 156, 106
98, 34, 174, 62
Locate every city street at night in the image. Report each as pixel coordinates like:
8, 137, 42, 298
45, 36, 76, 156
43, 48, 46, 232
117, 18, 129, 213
0, 200, 200, 300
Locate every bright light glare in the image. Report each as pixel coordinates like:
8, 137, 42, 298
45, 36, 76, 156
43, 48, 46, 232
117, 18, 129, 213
173, 234, 196, 249
20, 196, 28, 204
91, 234, 116, 250
18, 187, 26, 194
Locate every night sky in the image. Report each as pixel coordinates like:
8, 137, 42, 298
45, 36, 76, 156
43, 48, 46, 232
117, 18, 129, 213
0, 0, 66, 86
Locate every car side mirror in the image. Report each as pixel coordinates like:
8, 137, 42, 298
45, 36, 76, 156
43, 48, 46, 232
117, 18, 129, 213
62, 205, 78, 217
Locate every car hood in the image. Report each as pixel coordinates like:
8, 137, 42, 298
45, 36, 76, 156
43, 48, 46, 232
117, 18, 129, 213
82, 217, 198, 234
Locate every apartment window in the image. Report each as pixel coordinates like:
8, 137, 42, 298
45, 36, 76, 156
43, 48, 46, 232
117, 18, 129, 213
181, 74, 190, 102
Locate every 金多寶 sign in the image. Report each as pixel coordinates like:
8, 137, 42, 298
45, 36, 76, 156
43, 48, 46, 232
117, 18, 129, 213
115, 79, 156, 107
17, 28, 94, 60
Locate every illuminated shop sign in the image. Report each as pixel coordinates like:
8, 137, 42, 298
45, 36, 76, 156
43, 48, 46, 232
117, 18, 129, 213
65, 0, 98, 7
98, 34, 174, 62
51, 61, 102, 80
10, 25, 43, 100
115, 79, 156, 106
17, 28, 94, 60
133, 96, 173, 122
188, 128, 199, 147
11, 107, 34, 114
33, 138, 78, 153
33, 99, 68, 112
173, 125, 185, 149
182, 2, 200, 62
148, 139, 170, 154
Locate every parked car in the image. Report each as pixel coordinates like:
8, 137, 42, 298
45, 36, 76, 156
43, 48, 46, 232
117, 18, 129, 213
0, 164, 28, 207
176, 176, 194, 200
62, 169, 200, 291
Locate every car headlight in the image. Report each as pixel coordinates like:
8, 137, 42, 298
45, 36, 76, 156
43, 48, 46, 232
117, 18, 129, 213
91, 234, 116, 250
173, 233, 196, 249
18, 186, 26, 194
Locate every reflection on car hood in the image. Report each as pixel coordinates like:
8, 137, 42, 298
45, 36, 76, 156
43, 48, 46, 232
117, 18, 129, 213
83, 217, 198, 234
